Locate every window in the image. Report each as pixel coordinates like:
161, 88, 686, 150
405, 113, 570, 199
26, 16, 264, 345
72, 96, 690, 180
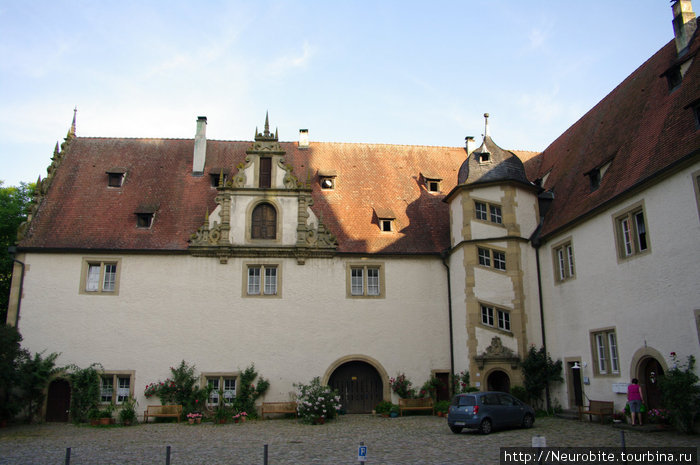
591, 329, 620, 376
259, 157, 272, 188
107, 173, 124, 187
480, 304, 511, 331
206, 375, 236, 406
614, 204, 650, 259
347, 263, 384, 298
320, 177, 335, 190
210, 172, 227, 187
251, 203, 277, 240
247, 265, 278, 296
693, 170, 700, 220
666, 65, 682, 91
424, 177, 441, 193
474, 201, 503, 225
553, 240, 575, 282
380, 219, 393, 232
100, 371, 134, 404
80, 259, 120, 295
477, 247, 506, 271
588, 169, 601, 190
136, 213, 154, 228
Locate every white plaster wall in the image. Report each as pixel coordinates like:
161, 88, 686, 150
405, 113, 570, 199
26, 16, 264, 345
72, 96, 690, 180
448, 247, 469, 372
541, 163, 700, 410
228, 195, 297, 245
18, 253, 450, 409
513, 189, 540, 239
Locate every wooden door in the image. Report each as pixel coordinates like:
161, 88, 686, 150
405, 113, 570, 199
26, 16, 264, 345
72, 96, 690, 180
642, 358, 664, 409
329, 362, 382, 414
46, 379, 71, 422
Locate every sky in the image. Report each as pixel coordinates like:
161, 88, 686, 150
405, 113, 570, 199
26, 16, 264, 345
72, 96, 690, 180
0, 0, 682, 187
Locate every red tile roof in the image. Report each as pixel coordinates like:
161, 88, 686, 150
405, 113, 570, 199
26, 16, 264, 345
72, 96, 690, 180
525, 33, 700, 238
20, 138, 467, 254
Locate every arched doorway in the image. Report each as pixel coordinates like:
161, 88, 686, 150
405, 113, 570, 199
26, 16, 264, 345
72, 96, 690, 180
639, 357, 664, 409
46, 379, 71, 422
486, 370, 510, 392
328, 361, 382, 413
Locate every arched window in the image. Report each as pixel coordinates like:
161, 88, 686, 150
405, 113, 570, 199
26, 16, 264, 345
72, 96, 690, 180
251, 203, 276, 239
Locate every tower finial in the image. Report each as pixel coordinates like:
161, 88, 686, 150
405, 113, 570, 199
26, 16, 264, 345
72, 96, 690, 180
71, 107, 77, 137
483, 113, 490, 138
264, 111, 270, 137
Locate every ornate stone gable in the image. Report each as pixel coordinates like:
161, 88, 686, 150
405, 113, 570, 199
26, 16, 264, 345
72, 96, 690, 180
474, 336, 520, 369
189, 115, 337, 263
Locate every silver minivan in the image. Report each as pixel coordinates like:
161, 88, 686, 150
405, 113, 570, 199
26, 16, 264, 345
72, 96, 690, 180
447, 391, 535, 434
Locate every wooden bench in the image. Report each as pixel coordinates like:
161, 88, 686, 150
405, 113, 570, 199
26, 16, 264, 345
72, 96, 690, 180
398, 398, 434, 416
143, 404, 183, 423
261, 402, 298, 420
579, 400, 614, 423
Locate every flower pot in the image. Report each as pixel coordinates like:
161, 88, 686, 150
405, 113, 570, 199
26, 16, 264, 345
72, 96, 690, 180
188, 418, 195, 424
196, 418, 201, 424
314, 417, 325, 424
217, 419, 227, 424
99, 418, 111, 425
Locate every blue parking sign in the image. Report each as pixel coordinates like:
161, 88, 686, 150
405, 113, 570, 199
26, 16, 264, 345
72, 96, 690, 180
358, 445, 367, 462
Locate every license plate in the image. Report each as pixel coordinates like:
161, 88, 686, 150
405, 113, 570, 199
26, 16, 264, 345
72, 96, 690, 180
454, 422, 466, 426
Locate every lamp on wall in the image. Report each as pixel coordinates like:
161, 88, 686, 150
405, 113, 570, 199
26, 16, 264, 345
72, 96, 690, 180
572, 362, 581, 370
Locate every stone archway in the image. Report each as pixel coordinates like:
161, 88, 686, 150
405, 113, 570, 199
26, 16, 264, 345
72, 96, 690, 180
324, 355, 389, 414
629, 347, 668, 410
486, 369, 511, 392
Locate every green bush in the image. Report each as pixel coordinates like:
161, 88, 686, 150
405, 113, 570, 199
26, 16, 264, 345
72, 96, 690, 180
435, 400, 450, 414
510, 385, 528, 403
521, 346, 562, 411
232, 364, 269, 419
375, 400, 393, 415
659, 353, 700, 433
294, 377, 341, 424
68, 364, 102, 424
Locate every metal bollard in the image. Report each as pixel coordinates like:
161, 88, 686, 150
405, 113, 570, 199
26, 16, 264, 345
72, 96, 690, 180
619, 430, 626, 450
166, 445, 171, 465
65, 447, 71, 465
263, 444, 268, 465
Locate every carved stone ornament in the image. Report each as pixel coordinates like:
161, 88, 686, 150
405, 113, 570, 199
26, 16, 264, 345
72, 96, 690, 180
474, 336, 520, 369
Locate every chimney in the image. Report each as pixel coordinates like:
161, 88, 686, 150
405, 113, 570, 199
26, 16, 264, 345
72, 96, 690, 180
193, 116, 207, 175
465, 136, 476, 155
299, 129, 309, 149
672, 0, 697, 55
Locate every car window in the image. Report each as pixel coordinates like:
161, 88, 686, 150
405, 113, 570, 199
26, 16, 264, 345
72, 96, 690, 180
483, 394, 500, 405
457, 396, 476, 407
499, 394, 517, 406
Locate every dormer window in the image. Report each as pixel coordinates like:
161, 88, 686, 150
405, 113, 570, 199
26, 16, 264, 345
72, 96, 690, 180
422, 173, 442, 193
375, 207, 395, 233
585, 159, 612, 192
666, 65, 682, 90
477, 152, 491, 164
318, 170, 337, 190
106, 168, 126, 188
209, 170, 227, 187
135, 205, 157, 229
136, 213, 154, 229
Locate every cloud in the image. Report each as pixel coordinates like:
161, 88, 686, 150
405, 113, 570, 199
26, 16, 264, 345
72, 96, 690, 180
266, 41, 314, 77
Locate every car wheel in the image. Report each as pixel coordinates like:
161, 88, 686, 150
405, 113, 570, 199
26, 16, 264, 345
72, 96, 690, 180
449, 425, 463, 434
522, 414, 534, 429
479, 418, 492, 434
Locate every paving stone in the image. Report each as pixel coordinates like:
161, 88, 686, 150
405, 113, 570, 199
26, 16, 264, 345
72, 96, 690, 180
0, 415, 697, 464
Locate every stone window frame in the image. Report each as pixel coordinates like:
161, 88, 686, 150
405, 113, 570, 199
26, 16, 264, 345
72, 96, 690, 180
552, 237, 576, 284
346, 261, 386, 299
243, 262, 281, 298
79, 258, 121, 296
246, 200, 282, 244
473, 198, 504, 226
99, 370, 135, 405
589, 327, 620, 377
612, 201, 651, 261
201, 372, 238, 407
476, 246, 507, 272
692, 169, 700, 221
479, 302, 512, 333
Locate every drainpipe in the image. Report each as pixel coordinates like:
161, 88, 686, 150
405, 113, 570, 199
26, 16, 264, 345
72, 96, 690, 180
534, 244, 551, 412
7, 246, 25, 328
441, 252, 455, 396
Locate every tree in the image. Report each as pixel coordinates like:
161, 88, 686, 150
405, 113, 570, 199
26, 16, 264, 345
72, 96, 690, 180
521, 345, 563, 411
0, 182, 35, 323
659, 353, 700, 433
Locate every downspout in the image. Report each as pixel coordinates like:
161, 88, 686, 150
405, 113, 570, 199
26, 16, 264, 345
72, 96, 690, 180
441, 252, 455, 395
534, 241, 551, 412
7, 246, 25, 328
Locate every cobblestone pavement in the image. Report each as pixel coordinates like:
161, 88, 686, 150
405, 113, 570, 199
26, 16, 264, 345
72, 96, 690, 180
0, 415, 697, 465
